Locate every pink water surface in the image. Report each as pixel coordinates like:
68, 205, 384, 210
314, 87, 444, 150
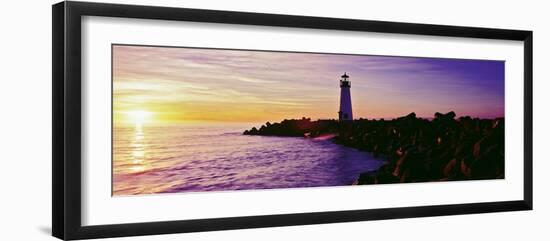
113, 123, 385, 195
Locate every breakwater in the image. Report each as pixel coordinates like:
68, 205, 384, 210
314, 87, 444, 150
243, 111, 504, 184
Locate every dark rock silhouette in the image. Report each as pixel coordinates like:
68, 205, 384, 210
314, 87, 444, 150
243, 117, 339, 137
243, 111, 505, 184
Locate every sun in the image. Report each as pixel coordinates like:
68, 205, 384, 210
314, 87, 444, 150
126, 110, 153, 126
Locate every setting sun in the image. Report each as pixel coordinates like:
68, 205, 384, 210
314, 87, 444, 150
126, 110, 153, 125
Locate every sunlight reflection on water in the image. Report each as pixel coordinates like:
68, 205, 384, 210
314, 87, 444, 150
113, 123, 385, 195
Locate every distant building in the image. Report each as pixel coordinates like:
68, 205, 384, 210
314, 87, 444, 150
338, 72, 353, 122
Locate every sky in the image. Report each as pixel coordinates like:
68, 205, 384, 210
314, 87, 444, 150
112, 45, 504, 125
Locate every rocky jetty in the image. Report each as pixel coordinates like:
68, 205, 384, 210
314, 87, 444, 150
243, 111, 505, 184
243, 117, 339, 137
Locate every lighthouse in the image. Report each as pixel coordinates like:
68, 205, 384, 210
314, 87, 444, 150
338, 72, 353, 122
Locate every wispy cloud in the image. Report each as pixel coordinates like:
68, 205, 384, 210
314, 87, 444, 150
113, 45, 504, 123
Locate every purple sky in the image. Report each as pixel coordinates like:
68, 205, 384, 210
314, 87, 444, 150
113, 45, 505, 123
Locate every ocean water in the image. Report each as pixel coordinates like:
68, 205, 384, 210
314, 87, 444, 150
113, 123, 385, 195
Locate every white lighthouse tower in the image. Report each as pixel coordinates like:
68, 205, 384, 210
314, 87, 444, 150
338, 72, 353, 122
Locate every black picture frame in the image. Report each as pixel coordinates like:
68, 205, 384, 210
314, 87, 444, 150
52, 1, 533, 240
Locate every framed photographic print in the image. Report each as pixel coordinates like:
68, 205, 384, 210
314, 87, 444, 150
52, 1, 533, 240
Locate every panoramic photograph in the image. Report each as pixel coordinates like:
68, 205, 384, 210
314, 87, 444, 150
112, 44, 505, 196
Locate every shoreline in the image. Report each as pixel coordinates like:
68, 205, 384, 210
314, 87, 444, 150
243, 111, 505, 184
